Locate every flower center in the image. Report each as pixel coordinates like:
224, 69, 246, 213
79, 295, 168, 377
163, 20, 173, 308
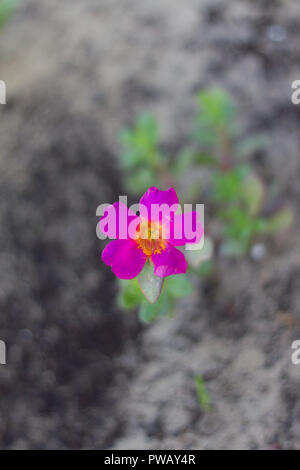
136, 220, 166, 257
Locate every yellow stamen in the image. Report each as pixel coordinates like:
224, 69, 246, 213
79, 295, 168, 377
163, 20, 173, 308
136, 220, 166, 257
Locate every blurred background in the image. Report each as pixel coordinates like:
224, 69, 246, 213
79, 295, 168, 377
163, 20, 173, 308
0, 0, 300, 450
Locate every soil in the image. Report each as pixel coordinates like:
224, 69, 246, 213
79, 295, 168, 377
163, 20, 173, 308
0, 0, 299, 449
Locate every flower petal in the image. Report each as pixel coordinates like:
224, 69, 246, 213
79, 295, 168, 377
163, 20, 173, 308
139, 187, 179, 222
168, 211, 204, 246
101, 239, 146, 279
98, 202, 139, 240
151, 244, 187, 278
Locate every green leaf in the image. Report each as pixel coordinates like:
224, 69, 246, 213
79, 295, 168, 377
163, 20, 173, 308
164, 274, 193, 298
173, 148, 195, 175
138, 292, 173, 323
184, 236, 214, 268
241, 172, 265, 215
213, 169, 243, 204
138, 260, 164, 304
195, 375, 211, 411
137, 113, 159, 143
0, 0, 18, 29
139, 302, 157, 323
195, 260, 213, 277
127, 168, 156, 193
118, 279, 144, 309
261, 207, 294, 234
119, 114, 159, 167
197, 89, 236, 128
194, 153, 219, 167
194, 89, 237, 148
222, 205, 264, 247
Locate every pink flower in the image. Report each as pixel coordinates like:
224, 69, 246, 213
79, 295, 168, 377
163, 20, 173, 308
99, 187, 203, 279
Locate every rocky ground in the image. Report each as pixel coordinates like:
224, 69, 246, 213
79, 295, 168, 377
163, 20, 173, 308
0, 0, 299, 449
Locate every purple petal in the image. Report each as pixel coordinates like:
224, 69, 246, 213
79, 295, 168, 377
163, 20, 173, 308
101, 239, 146, 279
152, 244, 187, 278
139, 187, 179, 222
99, 202, 139, 240
168, 211, 204, 246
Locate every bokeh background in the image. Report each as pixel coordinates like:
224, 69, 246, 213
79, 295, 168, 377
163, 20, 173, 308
0, 0, 300, 449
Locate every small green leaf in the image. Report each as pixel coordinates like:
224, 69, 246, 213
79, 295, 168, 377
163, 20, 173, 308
137, 113, 159, 143
222, 206, 264, 246
164, 274, 193, 298
194, 89, 237, 147
241, 172, 265, 215
138, 260, 164, 304
138, 292, 173, 323
195, 260, 213, 277
197, 89, 236, 128
139, 302, 157, 323
213, 167, 246, 203
195, 375, 211, 411
173, 148, 195, 175
119, 114, 160, 174
118, 279, 144, 309
184, 236, 214, 268
261, 207, 294, 234
0, 0, 18, 29
194, 153, 219, 167
127, 168, 156, 193
138, 274, 193, 323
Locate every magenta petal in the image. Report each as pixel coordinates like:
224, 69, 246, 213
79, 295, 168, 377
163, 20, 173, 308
168, 211, 204, 246
101, 239, 146, 279
139, 187, 179, 221
152, 244, 187, 278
